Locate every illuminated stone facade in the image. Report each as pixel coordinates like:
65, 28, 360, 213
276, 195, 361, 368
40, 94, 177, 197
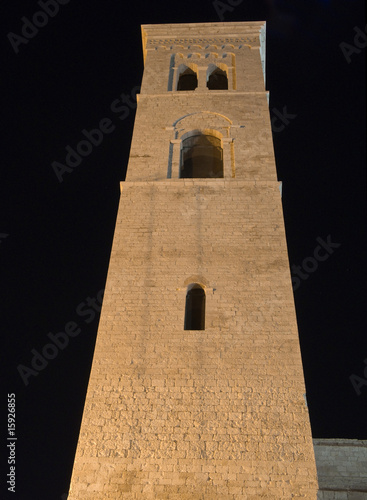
314, 439, 367, 499
68, 22, 319, 498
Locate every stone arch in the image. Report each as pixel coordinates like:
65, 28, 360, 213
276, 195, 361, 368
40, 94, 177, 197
176, 63, 198, 91
183, 275, 209, 287
168, 112, 235, 179
205, 52, 219, 59
222, 52, 235, 62
187, 53, 201, 59
180, 130, 224, 178
207, 63, 228, 90
173, 111, 232, 135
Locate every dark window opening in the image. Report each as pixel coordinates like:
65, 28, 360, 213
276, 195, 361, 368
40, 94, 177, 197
184, 284, 205, 330
207, 68, 228, 90
177, 68, 198, 91
180, 133, 223, 178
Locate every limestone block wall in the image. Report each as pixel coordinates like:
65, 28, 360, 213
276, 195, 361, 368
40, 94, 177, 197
126, 93, 276, 182
68, 180, 318, 499
314, 439, 367, 499
140, 22, 266, 95
140, 45, 265, 95
132, 21, 272, 184
68, 22, 319, 499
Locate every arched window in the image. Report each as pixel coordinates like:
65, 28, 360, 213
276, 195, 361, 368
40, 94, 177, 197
207, 65, 228, 90
180, 132, 223, 178
177, 65, 198, 91
184, 284, 205, 330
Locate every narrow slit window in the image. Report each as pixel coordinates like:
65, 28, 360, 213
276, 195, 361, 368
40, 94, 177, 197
184, 284, 205, 330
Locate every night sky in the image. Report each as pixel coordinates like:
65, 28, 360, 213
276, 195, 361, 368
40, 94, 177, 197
1, 1, 366, 498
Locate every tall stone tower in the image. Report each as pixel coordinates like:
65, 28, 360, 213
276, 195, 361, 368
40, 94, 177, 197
69, 22, 318, 499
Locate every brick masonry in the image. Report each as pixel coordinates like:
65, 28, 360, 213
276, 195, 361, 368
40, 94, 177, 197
68, 22, 319, 498
314, 439, 367, 499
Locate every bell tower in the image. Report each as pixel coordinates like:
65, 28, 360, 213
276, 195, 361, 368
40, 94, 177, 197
69, 22, 318, 498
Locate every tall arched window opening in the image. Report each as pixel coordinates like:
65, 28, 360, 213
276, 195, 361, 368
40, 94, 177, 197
180, 132, 223, 178
177, 66, 198, 91
184, 284, 205, 330
207, 66, 228, 90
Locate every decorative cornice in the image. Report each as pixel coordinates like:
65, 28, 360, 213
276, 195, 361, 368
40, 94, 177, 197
146, 37, 259, 49
141, 22, 265, 58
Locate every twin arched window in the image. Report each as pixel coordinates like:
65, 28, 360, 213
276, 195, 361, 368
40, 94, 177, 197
207, 65, 228, 90
177, 67, 198, 90
177, 64, 228, 91
184, 284, 205, 330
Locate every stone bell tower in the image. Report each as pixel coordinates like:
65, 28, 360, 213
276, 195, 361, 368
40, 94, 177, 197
68, 22, 318, 499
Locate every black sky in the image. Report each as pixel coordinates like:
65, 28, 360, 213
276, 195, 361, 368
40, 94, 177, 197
1, 1, 366, 498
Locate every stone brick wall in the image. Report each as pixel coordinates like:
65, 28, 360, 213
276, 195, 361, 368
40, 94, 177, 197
69, 180, 318, 498
314, 439, 367, 499
68, 22, 318, 499
126, 93, 276, 182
